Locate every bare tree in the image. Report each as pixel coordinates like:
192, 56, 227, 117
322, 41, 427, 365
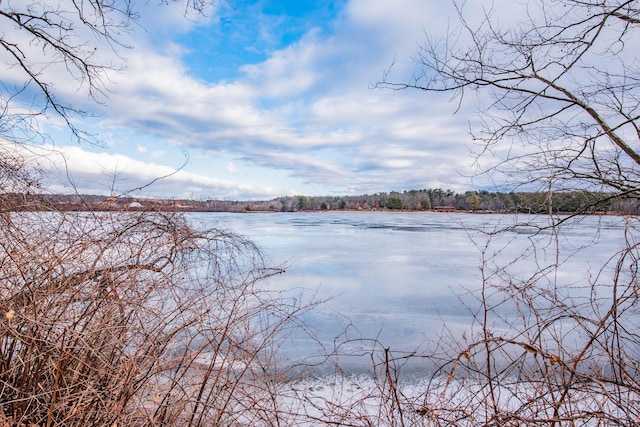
0, 0, 215, 145
381, 0, 640, 203
1, 0, 123, 144
363, 1, 640, 425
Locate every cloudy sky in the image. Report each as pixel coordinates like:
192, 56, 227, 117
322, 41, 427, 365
9, 0, 503, 200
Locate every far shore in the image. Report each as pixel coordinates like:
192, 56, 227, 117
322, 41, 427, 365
2, 192, 628, 216
241, 209, 623, 216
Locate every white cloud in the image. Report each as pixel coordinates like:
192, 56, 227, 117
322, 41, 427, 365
241, 35, 324, 98
4, 141, 286, 199
12, 0, 499, 197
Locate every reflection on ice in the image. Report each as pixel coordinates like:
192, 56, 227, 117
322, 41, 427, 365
189, 212, 628, 373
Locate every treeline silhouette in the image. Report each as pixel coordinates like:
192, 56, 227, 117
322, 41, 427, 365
3, 189, 638, 214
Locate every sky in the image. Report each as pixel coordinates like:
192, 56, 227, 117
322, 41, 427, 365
7, 0, 503, 200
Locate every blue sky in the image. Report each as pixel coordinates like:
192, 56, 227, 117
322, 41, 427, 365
10, 0, 501, 200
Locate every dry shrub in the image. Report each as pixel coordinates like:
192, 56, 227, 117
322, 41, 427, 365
286, 217, 640, 427
413, 218, 640, 426
0, 205, 313, 426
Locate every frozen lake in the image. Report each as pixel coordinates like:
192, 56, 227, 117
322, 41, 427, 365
189, 212, 629, 373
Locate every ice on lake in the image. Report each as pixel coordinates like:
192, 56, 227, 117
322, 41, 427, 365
188, 212, 629, 374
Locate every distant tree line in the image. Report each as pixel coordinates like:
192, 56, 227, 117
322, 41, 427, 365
270, 189, 638, 214
5, 189, 638, 215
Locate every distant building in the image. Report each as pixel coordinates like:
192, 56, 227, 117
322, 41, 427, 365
433, 206, 456, 212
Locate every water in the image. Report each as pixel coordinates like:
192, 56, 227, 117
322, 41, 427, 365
188, 212, 631, 373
